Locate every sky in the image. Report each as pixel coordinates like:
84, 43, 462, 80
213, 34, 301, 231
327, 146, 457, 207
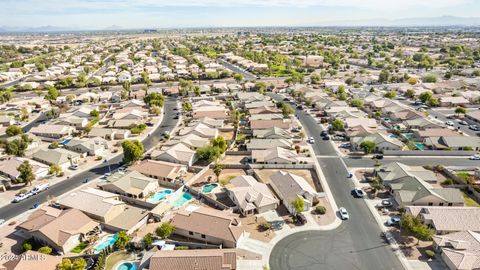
1, 0, 480, 29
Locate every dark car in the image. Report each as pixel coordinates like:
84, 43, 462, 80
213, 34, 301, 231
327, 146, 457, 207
320, 130, 328, 137
372, 154, 384, 159
295, 213, 307, 225
322, 135, 330, 140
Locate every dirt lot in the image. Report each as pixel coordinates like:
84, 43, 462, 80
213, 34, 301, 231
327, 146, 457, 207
254, 169, 322, 192
220, 155, 249, 165
239, 215, 276, 242
311, 197, 336, 226
219, 131, 235, 141
389, 228, 435, 261
191, 168, 247, 188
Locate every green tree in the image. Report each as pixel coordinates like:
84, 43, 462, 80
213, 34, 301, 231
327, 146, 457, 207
400, 214, 434, 244
350, 99, 364, 107
44, 87, 60, 102
291, 197, 305, 213
422, 74, 437, 83
56, 258, 87, 270
182, 102, 193, 112
89, 109, 100, 118
156, 222, 175, 239
331, 118, 344, 131
405, 89, 416, 99
384, 91, 397, 99
17, 160, 35, 186
310, 73, 321, 84
233, 73, 244, 84
255, 81, 268, 94
359, 140, 376, 154
149, 105, 161, 116
419, 91, 434, 103
454, 107, 466, 116
210, 136, 227, 153
121, 140, 144, 164
196, 146, 222, 162
123, 80, 131, 98
38, 246, 53, 254
22, 239, 33, 251
114, 231, 130, 249
6, 125, 23, 136
143, 233, 154, 248
213, 162, 223, 181
144, 92, 165, 108
378, 69, 390, 83
49, 164, 62, 176
5, 135, 31, 157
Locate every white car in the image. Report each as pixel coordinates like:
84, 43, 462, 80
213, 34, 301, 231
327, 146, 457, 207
13, 192, 32, 203
386, 216, 401, 226
339, 207, 349, 220
445, 121, 454, 126
307, 137, 315, 144
353, 188, 366, 197
469, 155, 480, 160
458, 120, 468, 125
30, 183, 49, 195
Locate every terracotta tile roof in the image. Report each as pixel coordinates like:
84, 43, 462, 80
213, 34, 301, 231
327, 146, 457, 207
148, 249, 237, 270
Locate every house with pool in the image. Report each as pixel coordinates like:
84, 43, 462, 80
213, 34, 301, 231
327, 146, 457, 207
171, 206, 245, 248
145, 249, 237, 270
97, 171, 159, 199
129, 159, 188, 183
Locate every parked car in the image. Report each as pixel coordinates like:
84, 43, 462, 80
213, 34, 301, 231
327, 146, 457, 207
295, 213, 307, 225
458, 120, 468, 125
353, 187, 366, 198
339, 143, 351, 148
339, 207, 349, 220
469, 125, 480, 131
377, 199, 393, 208
320, 130, 328, 137
372, 154, 383, 159
13, 192, 32, 203
323, 135, 330, 140
469, 155, 480, 160
307, 137, 315, 144
445, 121, 454, 126
30, 183, 49, 195
385, 216, 401, 226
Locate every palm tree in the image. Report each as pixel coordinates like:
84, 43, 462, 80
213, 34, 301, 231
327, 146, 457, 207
123, 80, 131, 99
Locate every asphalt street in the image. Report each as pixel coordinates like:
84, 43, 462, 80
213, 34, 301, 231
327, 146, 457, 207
268, 93, 405, 270
0, 97, 179, 221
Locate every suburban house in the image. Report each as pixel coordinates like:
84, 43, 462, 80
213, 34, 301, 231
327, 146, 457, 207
251, 147, 303, 164
152, 143, 197, 166
250, 119, 292, 130
0, 115, 14, 126
404, 118, 442, 130
58, 187, 149, 233
32, 148, 81, 171
406, 206, 480, 234
376, 162, 438, 184
0, 250, 61, 270
0, 157, 49, 182
54, 117, 89, 129
146, 249, 237, 270
269, 171, 320, 214
246, 139, 292, 151
17, 206, 100, 253
253, 127, 293, 140
166, 133, 210, 150
64, 137, 108, 156
179, 122, 218, 138
225, 175, 278, 216
351, 132, 403, 152
432, 231, 480, 270
170, 206, 245, 248
88, 127, 131, 140
129, 159, 187, 183
466, 110, 480, 124
97, 171, 159, 199
424, 136, 480, 151
30, 124, 75, 141
439, 96, 470, 107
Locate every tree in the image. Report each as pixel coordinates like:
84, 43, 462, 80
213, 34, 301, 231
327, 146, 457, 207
143, 233, 154, 248
213, 163, 223, 181
49, 164, 62, 176
400, 214, 434, 245
114, 231, 130, 249
121, 140, 144, 164
182, 102, 193, 112
405, 89, 416, 99
331, 118, 344, 131
210, 136, 227, 153
422, 74, 437, 83
90, 109, 100, 118
233, 73, 244, 84
149, 105, 161, 116
123, 80, 131, 98
454, 107, 466, 116
17, 160, 35, 185
156, 222, 175, 239
6, 125, 23, 136
255, 82, 268, 94
384, 91, 397, 99
350, 99, 364, 107
38, 246, 53, 254
5, 135, 31, 157
407, 77, 417, 85
419, 91, 434, 103
291, 197, 304, 213
0, 88, 13, 104
196, 146, 222, 162
56, 258, 87, 270
144, 92, 165, 108
359, 141, 376, 154
44, 87, 60, 102
310, 73, 321, 84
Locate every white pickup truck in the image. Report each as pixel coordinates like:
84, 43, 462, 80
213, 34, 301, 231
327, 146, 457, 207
30, 182, 50, 195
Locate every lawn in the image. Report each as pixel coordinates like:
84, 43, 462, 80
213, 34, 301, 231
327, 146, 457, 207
71, 242, 88, 253
456, 172, 472, 184
463, 192, 480, 207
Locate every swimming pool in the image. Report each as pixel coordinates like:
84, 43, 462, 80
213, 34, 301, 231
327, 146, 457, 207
147, 189, 173, 203
415, 143, 426, 150
202, 183, 218, 193
388, 134, 398, 139
117, 262, 136, 270
171, 192, 193, 207
94, 234, 118, 253
402, 133, 415, 139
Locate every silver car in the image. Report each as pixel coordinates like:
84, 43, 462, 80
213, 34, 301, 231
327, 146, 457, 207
339, 207, 349, 220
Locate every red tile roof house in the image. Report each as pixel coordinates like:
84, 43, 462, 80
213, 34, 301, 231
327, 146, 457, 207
146, 249, 237, 270
171, 206, 245, 248
0, 250, 61, 270
250, 119, 292, 130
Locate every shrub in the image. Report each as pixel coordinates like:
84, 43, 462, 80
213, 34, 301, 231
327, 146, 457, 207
441, 179, 453, 186
425, 250, 435, 259
156, 222, 175, 239
22, 239, 33, 251
260, 222, 272, 231
174, 246, 189, 250
38, 246, 53, 254
315, 206, 327, 215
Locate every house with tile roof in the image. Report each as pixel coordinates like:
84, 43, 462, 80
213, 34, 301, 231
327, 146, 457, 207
0, 250, 61, 270
147, 249, 237, 270
406, 206, 480, 234
152, 143, 197, 166
251, 147, 302, 164
432, 230, 480, 270
129, 159, 187, 183
97, 171, 159, 199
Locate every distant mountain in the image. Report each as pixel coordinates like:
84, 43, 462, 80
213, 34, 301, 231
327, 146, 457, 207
319, 16, 480, 27
103, 25, 123, 30
0, 25, 75, 33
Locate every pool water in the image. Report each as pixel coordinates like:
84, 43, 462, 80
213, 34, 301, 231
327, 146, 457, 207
117, 262, 136, 270
388, 134, 398, 139
94, 234, 118, 253
415, 143, 426, 150
171, 192, 193, 207
147, 189, 173, 203
202, 183, 218, 193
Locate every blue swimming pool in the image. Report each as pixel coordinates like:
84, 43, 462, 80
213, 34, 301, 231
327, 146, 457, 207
171, 192, 193, 207
147, 189, 173, 203
94, 234, 118, 253
415, 143, 426, 150
388, 134, 398, 139
117, 262, 136, 270
202, 183, 218, 193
